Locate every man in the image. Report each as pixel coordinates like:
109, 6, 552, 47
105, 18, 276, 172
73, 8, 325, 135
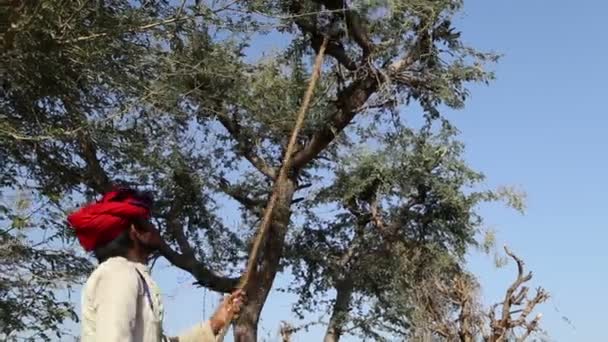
67, 187, 243, 341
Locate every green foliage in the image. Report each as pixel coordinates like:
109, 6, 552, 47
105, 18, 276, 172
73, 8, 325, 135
0, 190, 91, 341
285, 122, 522, 339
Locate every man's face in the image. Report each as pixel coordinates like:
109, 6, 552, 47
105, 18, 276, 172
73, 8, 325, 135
130, 219, 162, 252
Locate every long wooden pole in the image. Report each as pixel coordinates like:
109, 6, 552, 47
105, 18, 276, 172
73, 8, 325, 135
216, 36, 329, 340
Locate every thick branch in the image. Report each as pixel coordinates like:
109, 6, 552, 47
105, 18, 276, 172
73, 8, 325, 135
289, 1, 358, 71
370, 197, 387, 232
159, 171, 239, 293
454, 277, 475, 342
294, 19, 357, 70
159, 241, 238, 293
312, 0, 374, 56
323, 279, 354, 342
291, 6, 429, 170
77, 134, 112, 192
229, 39, 330, 340
164, 186, 196, 258
321, 206, 369, 342
488, 247, 549, 342
292, 73, 378, 168
501, 246, 533, 323
339, 206, 369, 268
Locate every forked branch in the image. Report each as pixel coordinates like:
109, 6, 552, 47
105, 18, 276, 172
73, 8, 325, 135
487, 246, 549, 342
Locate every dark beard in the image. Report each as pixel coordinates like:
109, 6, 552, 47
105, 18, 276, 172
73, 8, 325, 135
140, 240, 159, 256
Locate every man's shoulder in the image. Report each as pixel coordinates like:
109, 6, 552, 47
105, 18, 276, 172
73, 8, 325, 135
84, 257, 141, 291
81, 257, 145, 315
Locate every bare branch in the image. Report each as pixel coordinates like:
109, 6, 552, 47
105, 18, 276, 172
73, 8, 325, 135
501, 246, 533, 323
512, 288, 549, 327
297, 183, 313, 190
291, 197, 305, 205
278, 318, 326, 342
60, 8, 215, 44
516, 313, 543, 342
0, 129, 62, 142
418, 248, 548, 342
486, 246, 549, 342
280, 321, 294, 342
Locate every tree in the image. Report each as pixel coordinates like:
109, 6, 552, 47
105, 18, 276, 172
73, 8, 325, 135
406, 246, 549, 342
1, 0, 501, 340
285, 121, 526, 341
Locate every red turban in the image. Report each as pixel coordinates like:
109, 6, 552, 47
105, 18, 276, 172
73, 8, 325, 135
67, 188, 153, 251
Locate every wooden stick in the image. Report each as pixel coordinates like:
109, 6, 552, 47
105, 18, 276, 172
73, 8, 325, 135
216, 36, 329, 340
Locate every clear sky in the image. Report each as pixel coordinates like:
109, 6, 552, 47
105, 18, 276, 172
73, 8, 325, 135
63, 1, 607, 341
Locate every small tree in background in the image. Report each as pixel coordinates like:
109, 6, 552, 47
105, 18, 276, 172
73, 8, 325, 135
405, 246, 549, 342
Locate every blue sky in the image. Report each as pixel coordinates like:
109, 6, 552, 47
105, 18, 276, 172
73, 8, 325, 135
448, 0, 606, 340
62, 1, 607, 341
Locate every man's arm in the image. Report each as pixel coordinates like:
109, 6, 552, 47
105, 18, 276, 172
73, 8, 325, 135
167, 321, 217, 342
94, 266, 140, 341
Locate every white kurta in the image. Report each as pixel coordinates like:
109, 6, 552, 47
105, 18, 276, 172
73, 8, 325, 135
81, 256, 218, 342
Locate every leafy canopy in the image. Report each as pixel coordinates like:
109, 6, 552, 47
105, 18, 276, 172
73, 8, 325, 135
0, 0, 509, 340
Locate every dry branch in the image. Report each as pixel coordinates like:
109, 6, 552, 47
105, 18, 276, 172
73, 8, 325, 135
487, 246, 549, 342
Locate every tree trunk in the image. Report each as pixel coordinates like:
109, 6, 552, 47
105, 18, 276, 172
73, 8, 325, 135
233, 179, 297, 342
232, 299, 259, 342
323, 279, 354, 342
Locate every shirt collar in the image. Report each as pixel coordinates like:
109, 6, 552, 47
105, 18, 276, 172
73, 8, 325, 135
105, 256, 150, 274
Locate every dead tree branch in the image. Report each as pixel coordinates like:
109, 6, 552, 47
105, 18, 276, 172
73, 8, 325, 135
487, 246, 550, 342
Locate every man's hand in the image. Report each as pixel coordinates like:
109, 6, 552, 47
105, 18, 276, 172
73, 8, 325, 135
209, 289, 246, 335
